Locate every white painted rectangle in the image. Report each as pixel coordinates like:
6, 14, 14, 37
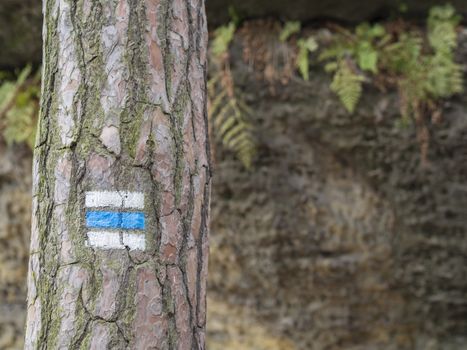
86, 231, 122, 249
121, 192, 145, 209
86, 231, 146, 251
122, 233, 146, 250
85, 191, 122, 208
85, 191, 144, 209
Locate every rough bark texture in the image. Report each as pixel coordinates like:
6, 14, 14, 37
2, 0, 467, 67
24, 0, 210, 349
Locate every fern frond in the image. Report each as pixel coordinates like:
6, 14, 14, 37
382, 33, 423, 73
208, 88, 227, 116
429, 22, 457, 52
296, 37, 318, 80
208, 75, 256, 169
212, 22, 236, 59
222, 122, 249, 145
217, 111, 237, 136
280, 21, 301, 42
356, 41, 378, 73
428, 4, 461, 53
330, 60, 364, 113
425, 4, 463, 98
319, 44, 349, 61
427, 53, 464, 97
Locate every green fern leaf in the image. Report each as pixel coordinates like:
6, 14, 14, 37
280, 21, 301, 42
428, 5, 461, 53
427, 53, 464, 97
208, 75, 256, 169
296, 37, 318, 80
357, 41, 378, 73
212, 22, 236, 58
330, 60, 364, 113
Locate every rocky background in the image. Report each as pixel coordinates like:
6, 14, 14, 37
0, 143, 31, 349
207, 27, 467, 349
1, 1, 467, 349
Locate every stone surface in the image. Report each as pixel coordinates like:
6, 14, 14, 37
0, 143, 31, 350
207, 0, 467, 26
207, 25, 467, 349
0, 0, 42, 68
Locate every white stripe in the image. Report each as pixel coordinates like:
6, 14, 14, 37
122, 233, 146, 250
85, 191, 122, 208
86, 231, 146, 251
121, 192, 145, 209
85, 191, 144, 209
86, 231, 122, 249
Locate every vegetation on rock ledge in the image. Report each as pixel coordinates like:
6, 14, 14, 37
0, 5, 464, 168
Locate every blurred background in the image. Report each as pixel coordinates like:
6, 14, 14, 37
1, 1, 467, 349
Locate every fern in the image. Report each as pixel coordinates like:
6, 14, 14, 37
296, 37, 318, 80
427, 4, 460, 53
382, 33, 423, 73
208, 73, 255, 169
427, 52, 463, 97
212, 22, 236, 59
279, 21, 301, 42
426, 5, 463, 98
319, 23, 386, 111
356, 41, 378, 73
320, 5, 463, 120
330, 60, 364, 113
209, 20, 256, 168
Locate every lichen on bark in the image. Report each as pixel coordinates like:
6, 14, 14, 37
25, 0, 210, 349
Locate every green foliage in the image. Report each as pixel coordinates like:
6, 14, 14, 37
427, 4, 460, 52
279, 21, 301, 42
0, 65, 39, 149
381, 5, 463, 120
297, 37, 318, 81
228, 6, 242, 27
427, 52, 463, 97
208, 4, 463, 167
212, 22, 236, 59
209, 22, 256, 169
329, 60, 364, 113
319, 5, 463, 116
318, 22, 388, 112
280, 21, 318, 81
426, 4, 463, 98
208, 74, 256, 169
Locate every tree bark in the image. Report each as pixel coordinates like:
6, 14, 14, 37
24, 0, 210, 349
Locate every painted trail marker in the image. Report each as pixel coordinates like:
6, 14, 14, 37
85, 191, 146, 251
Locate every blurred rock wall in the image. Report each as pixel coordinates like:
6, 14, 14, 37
0, 144, 31, 349
207, 27, 467, 349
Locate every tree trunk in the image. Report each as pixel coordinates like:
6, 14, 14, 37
24, 0, 210, 349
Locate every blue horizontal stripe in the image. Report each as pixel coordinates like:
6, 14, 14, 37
86, 211, 145, 230
121, 212, 145, 230
86, 211, 120, 229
